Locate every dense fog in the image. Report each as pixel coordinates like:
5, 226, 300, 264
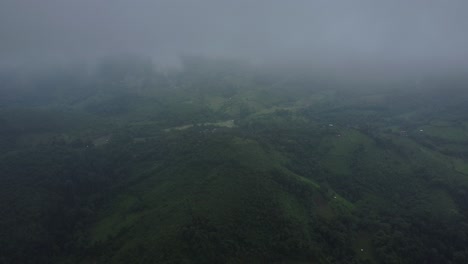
1, 0, 468, 71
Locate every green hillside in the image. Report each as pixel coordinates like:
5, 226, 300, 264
1, 58, 468, 263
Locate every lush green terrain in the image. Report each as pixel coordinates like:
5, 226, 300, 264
1, 57, 468, 263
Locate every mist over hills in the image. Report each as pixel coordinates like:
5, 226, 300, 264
2, 1, 468, 263
1, 56, 468, 263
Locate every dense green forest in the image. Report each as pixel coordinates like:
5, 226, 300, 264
1, 57, 468, 263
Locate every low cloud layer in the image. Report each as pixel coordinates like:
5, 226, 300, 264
2, 0, 468, 69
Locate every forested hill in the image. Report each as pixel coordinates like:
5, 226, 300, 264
1, 57, 468, 263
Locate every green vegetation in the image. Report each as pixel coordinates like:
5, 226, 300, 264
1, 57, 468, 263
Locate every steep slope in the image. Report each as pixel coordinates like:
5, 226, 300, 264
79, 130, 354, 263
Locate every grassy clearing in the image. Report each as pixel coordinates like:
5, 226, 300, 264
164, 119, 236, 132
319, 129, 372, 175
313, 194, 335, 220
206, 96, 226, 111
452, 158, 468, 175
420, 125, 468, 142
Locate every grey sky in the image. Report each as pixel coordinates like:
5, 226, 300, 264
1, 0, 468, 68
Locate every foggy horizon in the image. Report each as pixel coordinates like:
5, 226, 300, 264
1, 0, 468, 71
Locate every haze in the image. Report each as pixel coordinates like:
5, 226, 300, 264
1, 0, 468, 70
